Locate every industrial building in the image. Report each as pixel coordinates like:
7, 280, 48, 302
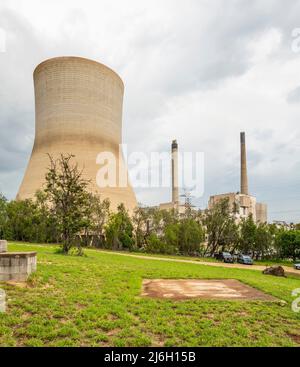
16, 57, 268, 221
208, 132, 268, 223
17, 57, 137, 212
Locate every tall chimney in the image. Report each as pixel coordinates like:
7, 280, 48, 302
171, 140, 179, 204
240, 132, 249, 195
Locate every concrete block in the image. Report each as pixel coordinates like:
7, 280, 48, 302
0, 252, 37, 282
0, 289, 5, 313
0, 240, 7, 253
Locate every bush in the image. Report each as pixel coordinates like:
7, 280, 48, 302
145, 233, 176, 255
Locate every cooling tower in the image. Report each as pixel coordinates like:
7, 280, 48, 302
17, 56, 137, 212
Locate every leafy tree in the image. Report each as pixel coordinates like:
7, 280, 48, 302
278, 230, 300, 261
132, 206, 150, 249
5, 199, 39, 242
105, 204, 134, 251
218, 220, 239, 253
2, 191, 58, 243
44, 154, 91, 255
239, 215, 257, 255
34, 190, 59, 243
84, 195, 110, 248
160, 208, 179, 227
254, 223, 273, 259
178, 219, 205, 255
145, 233, 166, 254
204, 198, 237, 256
0, 193, 7, 239
163, 223, 180, 254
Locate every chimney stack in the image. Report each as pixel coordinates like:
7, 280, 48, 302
240, 132, 249, 195
171, 140, 179, 204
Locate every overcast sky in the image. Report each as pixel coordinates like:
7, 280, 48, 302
0, 0, 300, 222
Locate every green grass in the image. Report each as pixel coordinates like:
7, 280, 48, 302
255, 259, 295, 268
106, 249, 296, 268
0, 242, 300, 347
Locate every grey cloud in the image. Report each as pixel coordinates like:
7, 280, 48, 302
0, 0, 299, 222
122, 0, 300, 153
0, 9, 41, 193
287, 86, 300, 103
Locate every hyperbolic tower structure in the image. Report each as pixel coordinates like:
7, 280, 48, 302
17, 56, 137, 211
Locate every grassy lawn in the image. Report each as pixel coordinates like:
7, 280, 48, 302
255, 259, 296, 268
106, 249, 296, 268
0, 242, 300, 347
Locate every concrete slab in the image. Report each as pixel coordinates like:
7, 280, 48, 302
142, 279, 276, 301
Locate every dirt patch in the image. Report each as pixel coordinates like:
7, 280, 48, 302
151, 333, 165, 347
288, 333, 300, 345
5, 280, 29, 288
142, 279, 277, 301
107, 328, 121, 337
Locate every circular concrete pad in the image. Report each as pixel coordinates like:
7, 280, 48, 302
142, 279, 276, 301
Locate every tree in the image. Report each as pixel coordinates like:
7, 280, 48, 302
105, 204, 134, 251
132, 206, 150, 249
0, 194, 7, 239
85, 195, 110, 248
239, 215, 257, 255
44, 154, 91, 255
2, 191, 58, 244
218, 220, 239, 253
254, 223, 273, 259
5, 199, 39, 242
163, 223, 180, 254
145, 233, 166, 254
278, 230, 300, 261
204, 198, 237, 256
35, 190, 59, 243
178, 218, 205, 255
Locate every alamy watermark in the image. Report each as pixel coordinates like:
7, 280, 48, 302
291, 28, 300, 53
96, 145, 205, 198
0, 288, 6, 313
0, 28, 6, 53
292, 288, 300, 313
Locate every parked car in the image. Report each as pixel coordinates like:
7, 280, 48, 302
215, 252, 234, 263
294, 264, 300, 270
237, 254, 253, 265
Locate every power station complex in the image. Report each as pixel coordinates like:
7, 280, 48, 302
208, 132, 268, 223
17, 56, 267, 222
17, 57, 137, 212
160, 134, 267, 223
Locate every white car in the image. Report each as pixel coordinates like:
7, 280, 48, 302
294, 264, 300, 270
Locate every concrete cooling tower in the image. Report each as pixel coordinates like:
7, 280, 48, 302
17, 56, 137, 212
